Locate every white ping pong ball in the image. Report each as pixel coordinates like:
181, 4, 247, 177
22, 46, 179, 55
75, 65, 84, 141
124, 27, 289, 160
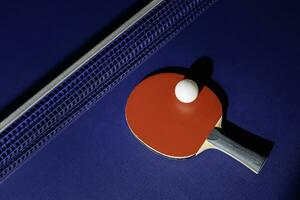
175, 79, 199, 103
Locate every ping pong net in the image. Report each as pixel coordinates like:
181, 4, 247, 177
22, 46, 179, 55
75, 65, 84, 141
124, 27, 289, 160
0, 0, 218, 181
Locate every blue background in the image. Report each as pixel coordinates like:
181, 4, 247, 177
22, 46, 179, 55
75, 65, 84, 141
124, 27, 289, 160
0, 0, 299, 199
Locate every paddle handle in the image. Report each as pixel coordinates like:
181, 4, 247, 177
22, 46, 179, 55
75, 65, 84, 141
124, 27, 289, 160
207, 128, 266, 174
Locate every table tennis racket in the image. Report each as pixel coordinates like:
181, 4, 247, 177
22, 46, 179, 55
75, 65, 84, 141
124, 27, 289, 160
125, 72, 266, 174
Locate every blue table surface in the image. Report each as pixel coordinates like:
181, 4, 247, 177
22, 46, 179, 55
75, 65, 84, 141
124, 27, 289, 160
0, 0, 299, 199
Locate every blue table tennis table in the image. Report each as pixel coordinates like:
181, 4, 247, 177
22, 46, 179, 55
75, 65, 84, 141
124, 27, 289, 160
0, 0, 299, 199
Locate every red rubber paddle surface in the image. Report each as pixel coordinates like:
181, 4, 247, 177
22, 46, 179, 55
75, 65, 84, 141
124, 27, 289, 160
125, 73, 222, 158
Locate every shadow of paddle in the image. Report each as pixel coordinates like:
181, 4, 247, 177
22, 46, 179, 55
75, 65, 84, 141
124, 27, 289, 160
144, 56, 274, 159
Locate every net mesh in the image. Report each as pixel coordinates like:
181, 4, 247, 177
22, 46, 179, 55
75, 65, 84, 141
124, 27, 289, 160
0, 0, 218, 181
